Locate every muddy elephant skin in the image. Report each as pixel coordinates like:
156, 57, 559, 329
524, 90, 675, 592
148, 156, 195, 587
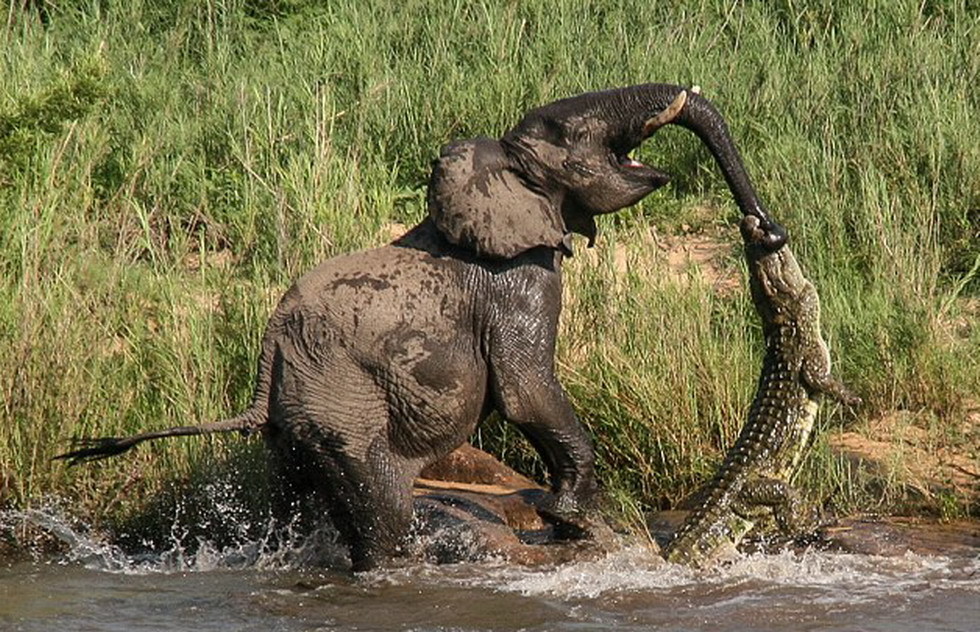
59, 84, 784, 571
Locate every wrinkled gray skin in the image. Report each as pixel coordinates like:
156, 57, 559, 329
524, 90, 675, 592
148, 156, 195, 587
58, 84, 785, 571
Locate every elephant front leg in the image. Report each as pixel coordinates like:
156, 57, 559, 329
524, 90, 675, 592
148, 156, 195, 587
491, 370, 601, 522
486, 269, 603, 536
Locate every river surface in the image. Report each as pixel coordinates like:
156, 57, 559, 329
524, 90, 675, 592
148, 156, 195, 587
1, 506, 978, 632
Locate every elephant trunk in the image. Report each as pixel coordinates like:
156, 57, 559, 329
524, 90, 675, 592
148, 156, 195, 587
623, 84, 787, 249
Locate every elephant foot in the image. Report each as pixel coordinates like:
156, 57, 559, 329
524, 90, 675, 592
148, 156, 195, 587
411, 495, 611, 566
411, 446, 618, 565
535, 501, 619, 553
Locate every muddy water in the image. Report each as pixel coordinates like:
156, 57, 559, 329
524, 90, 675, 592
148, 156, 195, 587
2, 508, 978, 632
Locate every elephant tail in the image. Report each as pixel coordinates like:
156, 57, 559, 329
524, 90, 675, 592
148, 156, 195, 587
53, 408, 266, 465
56, 330, 280, 466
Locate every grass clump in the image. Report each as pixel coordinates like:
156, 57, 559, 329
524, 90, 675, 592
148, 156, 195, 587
1, 0, 977, 545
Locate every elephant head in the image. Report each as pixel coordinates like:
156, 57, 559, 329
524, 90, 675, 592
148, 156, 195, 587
428, 83, 786, 259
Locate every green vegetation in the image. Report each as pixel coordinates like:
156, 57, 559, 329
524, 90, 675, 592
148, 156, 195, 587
2, 0, 977, 543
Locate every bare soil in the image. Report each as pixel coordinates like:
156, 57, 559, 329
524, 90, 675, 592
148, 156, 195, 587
829, 405, 980, 511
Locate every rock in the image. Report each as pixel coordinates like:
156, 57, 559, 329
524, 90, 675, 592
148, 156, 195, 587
411, 444, 613, 565
648, 510, 980, 559
414, 480, 549, 532
819, 516, 980, 557
419, 443, 540, 489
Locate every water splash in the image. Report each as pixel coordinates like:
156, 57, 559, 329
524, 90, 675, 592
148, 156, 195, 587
4, 496, 979, 610
443, 543, 980, 603
0, 496, 348, 574
4, 500, 979, 632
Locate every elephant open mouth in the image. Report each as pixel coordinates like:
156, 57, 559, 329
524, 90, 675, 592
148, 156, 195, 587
614, 150, 670, 189
614, 89, 691, 179
613, 135, 673, 185
618, 153, 645, 168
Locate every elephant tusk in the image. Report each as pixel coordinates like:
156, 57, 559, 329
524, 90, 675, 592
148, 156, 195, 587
643, 90, 688, 137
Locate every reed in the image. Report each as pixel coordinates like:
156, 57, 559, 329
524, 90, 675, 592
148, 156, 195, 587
2, 0, 977, 537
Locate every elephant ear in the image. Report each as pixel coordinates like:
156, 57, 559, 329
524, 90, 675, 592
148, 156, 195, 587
427, 137, 566, 259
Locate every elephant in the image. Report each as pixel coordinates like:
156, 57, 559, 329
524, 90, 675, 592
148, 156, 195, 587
58, 83, 786, 571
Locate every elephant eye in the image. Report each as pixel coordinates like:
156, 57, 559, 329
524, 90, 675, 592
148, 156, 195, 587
534, 118, 565, 144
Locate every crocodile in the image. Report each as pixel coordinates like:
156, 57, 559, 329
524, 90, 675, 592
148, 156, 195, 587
663, 215, 859, 568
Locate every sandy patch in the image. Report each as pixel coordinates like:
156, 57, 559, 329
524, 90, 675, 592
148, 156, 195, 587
656, 229, 741, 294
828, 403, 980, 508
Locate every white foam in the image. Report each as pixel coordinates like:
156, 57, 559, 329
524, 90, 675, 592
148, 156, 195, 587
470, 544, 980, 604
5, 499, 979, 613
0, 498, 347, 574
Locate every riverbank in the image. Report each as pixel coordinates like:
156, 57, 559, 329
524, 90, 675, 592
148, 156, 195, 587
4, 443, 976, 569
2, 0, 978, 540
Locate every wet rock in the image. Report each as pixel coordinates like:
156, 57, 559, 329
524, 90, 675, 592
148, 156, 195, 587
819, 516, 980, 557
412, 495, 600, 566
414, 481, 549, 532
412, 444, 613, 565
649, 510, 980, 560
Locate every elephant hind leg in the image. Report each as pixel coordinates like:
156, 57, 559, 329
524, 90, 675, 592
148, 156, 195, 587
265, 342, 420, 570
280, 430, 415, 572
324, 438, 417, 571
335, 437, 417, 571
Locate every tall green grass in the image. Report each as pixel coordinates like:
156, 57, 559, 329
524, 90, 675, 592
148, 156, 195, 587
2, 0, 977, 538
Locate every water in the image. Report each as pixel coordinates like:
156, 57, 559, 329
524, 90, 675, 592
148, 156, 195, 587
2, 506, 978, 632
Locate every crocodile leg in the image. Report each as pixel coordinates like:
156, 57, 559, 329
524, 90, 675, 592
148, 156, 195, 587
735, 476, 819, 535
802, 366, 862, 406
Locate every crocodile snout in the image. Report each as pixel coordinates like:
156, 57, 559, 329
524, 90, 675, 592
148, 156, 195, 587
741, 214, 788, 251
